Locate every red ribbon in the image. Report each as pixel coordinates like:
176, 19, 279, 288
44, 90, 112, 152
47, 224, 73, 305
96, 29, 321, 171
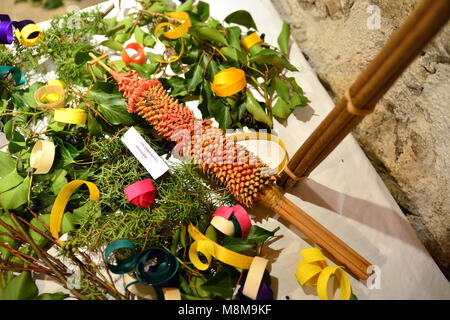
124, 179, 156, 208
212, 205, 252, 238
121, 42, 147, 65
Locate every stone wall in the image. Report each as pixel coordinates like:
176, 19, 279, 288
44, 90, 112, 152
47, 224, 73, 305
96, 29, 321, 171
271, 0, 449, 278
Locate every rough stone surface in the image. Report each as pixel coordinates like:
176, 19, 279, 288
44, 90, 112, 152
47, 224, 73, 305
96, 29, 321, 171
271, 0, 450, 278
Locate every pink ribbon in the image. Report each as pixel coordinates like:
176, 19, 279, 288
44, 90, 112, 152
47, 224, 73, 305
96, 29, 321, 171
124, 179, 156, 208
212, 205, 252, 238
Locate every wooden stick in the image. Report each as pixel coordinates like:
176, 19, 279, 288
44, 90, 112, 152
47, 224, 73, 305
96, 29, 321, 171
279, 0, 450, 188
259, 185, 372, 279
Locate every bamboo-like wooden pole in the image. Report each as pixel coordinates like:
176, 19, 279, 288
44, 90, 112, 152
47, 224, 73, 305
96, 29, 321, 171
279, 0, 450, 188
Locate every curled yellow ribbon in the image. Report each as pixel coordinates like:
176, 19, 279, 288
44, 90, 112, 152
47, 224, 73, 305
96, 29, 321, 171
34, 85, 66, 111
15, 23, 44, 47
30, 140, 55, 175
153, 11, 191, 64
189, 240, 215, 271
188, 222, 254, 269
40, 80, 65, 105
241, 33, 263, 51
54, 108, 87, 125
295, 248, 351, 300
50, 180, 100, 245
210, 67, 246, 97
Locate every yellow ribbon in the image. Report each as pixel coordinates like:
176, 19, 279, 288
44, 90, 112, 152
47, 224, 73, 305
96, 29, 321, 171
15, 23, 44, 47
189, 240, 215, 271
228, 131, 288, 175
54, 108, 87, 125
241, 33, 263, 51
153, 11, 191, 64
188, 222, 254, 269
50, 180, 100, 245
30, 140, 55, 175
34, 85, 66, 111
295, 248, 351, 300
210, 67, 246, 97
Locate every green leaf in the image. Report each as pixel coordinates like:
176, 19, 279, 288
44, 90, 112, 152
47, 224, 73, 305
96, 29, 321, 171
114, 32, 132, 44
249, 49, 298, 71
186, 65, 204, 93
43, 0, 63, 10
129, 63, 158, 79
209, 97, 232, 130
245, 91, 273, 127
227, 26, 242, 50
72, 201, 101, 225
350, 293, 358, 300
221, 47, 246, 64
272, 97, 293, 120
22, 82, 45, 108
87, 114, 102, 137
195, 1, 210, 21
0, 176, 30, 210
50, 169, 68, 195
193, 26, 228, 46
274, 77, 290, 102
166, 76, 188, 97
0, 169, 23, 193
100, 40, 124, 51
35, 292, 69, 300
87, 92, 134, 126
177, 0, 193, 11
29, 213, 75, 248
0, 211, 18, 255
0, 272, 38, 300
200, 269, 234, 299
224, 10, 257, 30
205, 225, 217, 242
134, 26, 156, 48
277, 21, 290, 55
0, 149, 15, 178
191, 277, 211, 298
222, 237, 256, 252
246, 225, 279, 244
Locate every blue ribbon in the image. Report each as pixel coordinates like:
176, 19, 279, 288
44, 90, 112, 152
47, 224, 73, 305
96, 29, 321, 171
0, 65, 26, 86
105, 240, 180, 300
0, 14, 35, 45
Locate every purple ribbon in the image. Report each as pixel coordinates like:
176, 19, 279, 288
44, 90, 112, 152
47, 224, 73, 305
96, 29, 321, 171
238, 281, 274, 300
0, 14, 35, 45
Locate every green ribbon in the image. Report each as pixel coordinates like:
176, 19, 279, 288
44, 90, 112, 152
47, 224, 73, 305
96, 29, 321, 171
105, 240, 179, 300
0, 65, 25, 86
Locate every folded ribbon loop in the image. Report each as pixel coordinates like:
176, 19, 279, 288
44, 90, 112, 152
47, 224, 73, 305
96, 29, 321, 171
241, 32, 263, 51
122, 42, 147, 65
49, 180, 100, 245
34, 85, 66, 110
30, 140, 55, 174
210, 67, 246, 97
211, 204, 252, 238
124, 179, 156, 208
105, 239, 139, 274
0, 15, 43, 46
54, 108, 87, 125
295, 248, 352, 300
0, 65, 25, 86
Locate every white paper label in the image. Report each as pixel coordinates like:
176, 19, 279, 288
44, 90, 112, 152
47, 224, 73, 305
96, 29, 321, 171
121, 127, 169, 179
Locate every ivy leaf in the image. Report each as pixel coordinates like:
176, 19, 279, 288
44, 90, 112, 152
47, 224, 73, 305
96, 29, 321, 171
192, 26, 228, 46
0, 147, 15, 178
200, 268, 235, 299
166, 76, 188, 97
272, 97, 292, 120
177, 0, 193, 11
221, 47, 246, 64
209, 97, 232, 130
29, 213, 75, 248
134, 26, 156, 48
0, 176, 30, 210
224, 10, 257, 30
245, 91, 272, 128
0, 272, 38, 300
195, 1, 210, 21
246, 225, 279, 244
273, 77, 290, 102
227, 26, 242, 50
100, 40, 124, 51
87, 92, 134, 126
249, 49, 298, 71
186, 64, 204, 93
0, 169, 23, 193
277, 21, 290, 55
222, 236, 256, 252
87, 114, 103, 137
129, 63, 158, 79
23, 82, 45, 108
